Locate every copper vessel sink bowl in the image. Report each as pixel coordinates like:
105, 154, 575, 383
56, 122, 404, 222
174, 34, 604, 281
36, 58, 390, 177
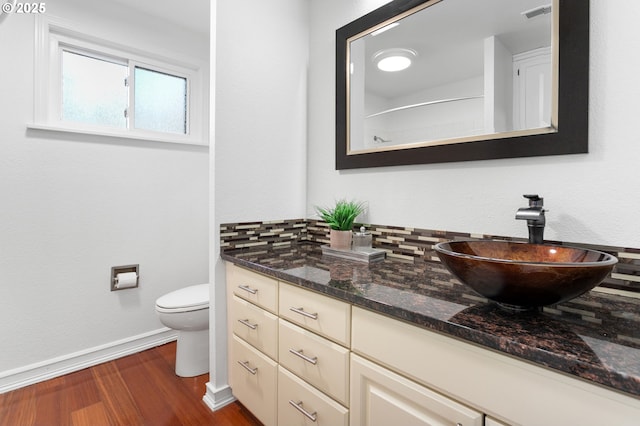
434, 240, 618, 310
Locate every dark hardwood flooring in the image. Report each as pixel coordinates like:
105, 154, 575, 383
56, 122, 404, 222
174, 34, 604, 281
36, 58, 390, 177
0, 342, 262, 426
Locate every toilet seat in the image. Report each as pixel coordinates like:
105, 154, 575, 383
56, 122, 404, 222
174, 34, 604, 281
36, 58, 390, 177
156, 283, 209, 313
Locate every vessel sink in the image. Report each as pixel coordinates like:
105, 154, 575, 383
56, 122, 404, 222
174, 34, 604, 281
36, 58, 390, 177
434, 240, 618, 310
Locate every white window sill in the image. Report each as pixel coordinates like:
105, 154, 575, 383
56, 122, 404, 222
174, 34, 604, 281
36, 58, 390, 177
27, 123, 208, 147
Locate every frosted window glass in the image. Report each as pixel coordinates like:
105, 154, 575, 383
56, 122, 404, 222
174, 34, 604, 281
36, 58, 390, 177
62, 51, 128, 128
134, 67, 187, 134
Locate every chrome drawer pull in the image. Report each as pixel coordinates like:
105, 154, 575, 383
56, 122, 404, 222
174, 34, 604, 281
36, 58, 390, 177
238, 285, 258, 294
238, 319, 258, 330
289, 348, 318, 365
289, 400, 317, 422
237, 360, 258, 375
289, 306, 318, 320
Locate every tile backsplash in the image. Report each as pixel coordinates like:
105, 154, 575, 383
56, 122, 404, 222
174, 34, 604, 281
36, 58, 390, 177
220, 219, 640, 295
220, 219, 308, 250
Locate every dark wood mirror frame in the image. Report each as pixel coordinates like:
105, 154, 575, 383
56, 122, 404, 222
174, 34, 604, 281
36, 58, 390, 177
335, 0, 588, 170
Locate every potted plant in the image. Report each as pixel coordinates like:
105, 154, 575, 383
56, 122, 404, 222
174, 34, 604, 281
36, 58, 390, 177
315, 199, 365, 249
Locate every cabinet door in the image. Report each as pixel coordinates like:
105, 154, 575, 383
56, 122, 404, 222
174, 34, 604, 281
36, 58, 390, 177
278, 366, 348, 426
350, 354, 483, 426
513, 48, 551, 130
230, 335, 278, 426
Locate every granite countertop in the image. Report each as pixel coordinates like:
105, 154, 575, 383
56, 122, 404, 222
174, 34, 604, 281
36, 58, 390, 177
221, 242, 640, 398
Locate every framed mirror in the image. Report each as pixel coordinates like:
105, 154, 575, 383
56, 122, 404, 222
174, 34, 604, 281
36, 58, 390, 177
336, 0, 588, 169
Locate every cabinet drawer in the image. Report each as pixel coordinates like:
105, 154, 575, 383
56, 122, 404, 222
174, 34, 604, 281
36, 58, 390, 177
278, 366, 348, 426
486, 417, 512, 426
279, 282, 351, 346
278, 319, 350, 406
230, 335, 277, 426
230, 295, 278, 360
350, 353, 483, 426
227, 263, 278, 313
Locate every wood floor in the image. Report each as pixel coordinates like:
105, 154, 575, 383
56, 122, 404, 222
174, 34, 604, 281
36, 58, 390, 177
0, 342, 262, 426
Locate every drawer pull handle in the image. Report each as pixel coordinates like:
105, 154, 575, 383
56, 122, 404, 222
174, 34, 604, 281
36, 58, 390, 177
238, 319, 258, 330
290, 306, 318, 320
289, 400, 317, 422
238, 285, 258, 294
237, 360, 258, 375
289, 348, 318, 365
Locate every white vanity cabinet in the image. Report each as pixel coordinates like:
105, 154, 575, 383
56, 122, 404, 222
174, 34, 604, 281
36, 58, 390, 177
351, 306, 640, 425
226, 263, 640, 426
226, 263, 279, 426
226, 264, 351, 425
277, 282, 351, 423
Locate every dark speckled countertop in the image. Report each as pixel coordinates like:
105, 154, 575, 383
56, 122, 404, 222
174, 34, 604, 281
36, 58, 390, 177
221, 242, 640, 398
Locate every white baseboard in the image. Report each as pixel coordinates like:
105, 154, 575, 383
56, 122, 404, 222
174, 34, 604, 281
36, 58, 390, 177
203, 382, 235, 411
0, 328, 178, 394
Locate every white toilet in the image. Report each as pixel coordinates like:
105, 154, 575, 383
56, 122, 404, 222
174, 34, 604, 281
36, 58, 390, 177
155, 283, 210, 377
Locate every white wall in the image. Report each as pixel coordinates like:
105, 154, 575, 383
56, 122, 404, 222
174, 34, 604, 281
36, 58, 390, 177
214, 0, 308, 225
0, 0, 209, 384
308, 0, 640, 249
207, 0, 309, 407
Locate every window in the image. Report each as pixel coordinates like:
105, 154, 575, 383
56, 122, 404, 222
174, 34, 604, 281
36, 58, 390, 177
133, 67, 188, 134
61, 50, 128, 129
60, 50, 189, 135
32, 16, 205, 145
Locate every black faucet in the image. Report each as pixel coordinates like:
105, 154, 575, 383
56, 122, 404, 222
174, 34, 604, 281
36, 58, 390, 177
515, 194, 546, 244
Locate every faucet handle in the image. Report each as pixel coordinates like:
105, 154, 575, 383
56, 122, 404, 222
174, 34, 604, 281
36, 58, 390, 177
523, 194, 543, 208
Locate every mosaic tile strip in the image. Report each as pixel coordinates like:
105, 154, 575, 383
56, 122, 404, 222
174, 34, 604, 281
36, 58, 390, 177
221, 219, 640, 295
220, 219, 307, 250
305, 220, 519, 262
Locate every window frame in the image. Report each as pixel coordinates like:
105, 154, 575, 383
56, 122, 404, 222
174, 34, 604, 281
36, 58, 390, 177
31, 15, 205, 146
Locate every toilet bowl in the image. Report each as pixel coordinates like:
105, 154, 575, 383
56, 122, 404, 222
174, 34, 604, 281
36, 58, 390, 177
155, 283, 210, 377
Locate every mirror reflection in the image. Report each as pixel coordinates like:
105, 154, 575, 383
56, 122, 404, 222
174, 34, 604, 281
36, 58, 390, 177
348, 0, 556, 153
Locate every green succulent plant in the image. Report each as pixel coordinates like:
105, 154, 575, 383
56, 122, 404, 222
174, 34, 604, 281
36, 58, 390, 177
315, 199, 365, 231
